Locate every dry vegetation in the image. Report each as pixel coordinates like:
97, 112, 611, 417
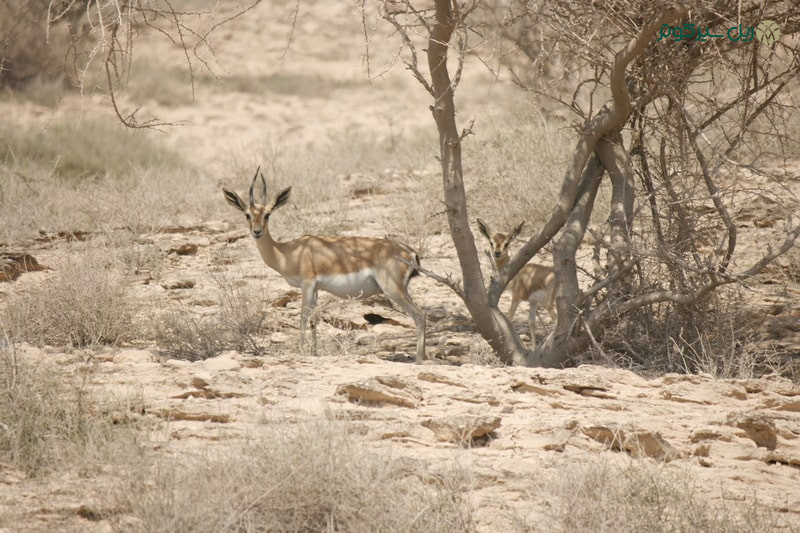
0, 1, 798, 531
3, 247, 134, 347
530, 457, 778, 532
0, 337, 135, 477
117, 418, 473, 533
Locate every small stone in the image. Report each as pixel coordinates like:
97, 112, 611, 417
0, 252, 48, 282
191, 375, 211, 389
161, 278, 196, 290
690, 427, 730, 443
693, 443, 711, 457
421, 415, 501, 445
417, 372, 466, 388
112, 349, 156, 364
582, 424, 680, 461
623, 431, 680, 461
203, 353, 241, 372
727, 412, 778, 450
169, 243, 199, 256
354, 332, 378, 346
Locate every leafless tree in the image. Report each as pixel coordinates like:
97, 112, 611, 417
380, 0, 800, 367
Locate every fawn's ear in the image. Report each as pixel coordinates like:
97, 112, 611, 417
510, 220, 525, 241
273, 187, 292, 211
476, 218, 492, 240
223, 188, 247, 212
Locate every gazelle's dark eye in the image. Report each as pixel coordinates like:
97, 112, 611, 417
245, 213, 252, 221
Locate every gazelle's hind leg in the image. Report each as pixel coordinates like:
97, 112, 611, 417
300, 280, 319, 356
375, 277, 426, 363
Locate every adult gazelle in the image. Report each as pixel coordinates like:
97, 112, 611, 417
223, 168, 426, 362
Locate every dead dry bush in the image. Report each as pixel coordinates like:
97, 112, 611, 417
521, 457, 782, 532
465, 111, 607, 231
595, 285, 787, 379
0, 0, 80, 90
385, 169, 445, 258
117, 417, 473, 532
154, 267, 271, 360
0, 336, 136, 477
2, 250, 135, 347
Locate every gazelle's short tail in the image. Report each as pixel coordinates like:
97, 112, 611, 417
409, 252, 421, 279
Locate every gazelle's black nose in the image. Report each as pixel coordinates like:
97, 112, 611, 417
494, 251, 502, 258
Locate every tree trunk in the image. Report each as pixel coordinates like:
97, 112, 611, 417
428, 0, 529, 365
531, 154, 603, 366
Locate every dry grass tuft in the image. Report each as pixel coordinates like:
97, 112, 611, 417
465, 110, 575, 230
154, 265, 271, 360
3, 249, 135, 348
118, 417, 473, 532
0, 119, 183, 181
520, 456, 783, 532
0, 336, 137, 476
0, 121, 204, 242
385, 169, 446, 258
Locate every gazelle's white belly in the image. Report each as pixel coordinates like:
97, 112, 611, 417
284, 269, 382, 299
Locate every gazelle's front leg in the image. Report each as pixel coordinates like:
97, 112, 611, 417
300, 279, 318, 356
528, 300, 538, 349
508, 296, 520, 321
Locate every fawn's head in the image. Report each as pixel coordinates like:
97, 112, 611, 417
476, 218, 524, 267
223, 167, 291, 239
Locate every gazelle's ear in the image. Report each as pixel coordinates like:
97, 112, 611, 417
510, 221, 525, 241
273, 187, 292, 211
476, 218, 492, 240
223, 188, 247, 212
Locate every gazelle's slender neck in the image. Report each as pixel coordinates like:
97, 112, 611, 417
253, 220, 287, 273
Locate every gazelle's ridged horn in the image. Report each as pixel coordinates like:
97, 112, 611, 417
249, 166, 261, 206
259, 170, 267, 203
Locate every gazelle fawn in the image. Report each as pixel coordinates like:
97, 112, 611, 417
223, 168, 426, 362
476, 218, 557, 348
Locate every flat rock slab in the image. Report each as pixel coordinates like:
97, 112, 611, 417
582, 424, 681, 461
337, 376, 423, 408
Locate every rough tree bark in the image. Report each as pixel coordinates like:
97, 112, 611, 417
427, 0, 529, 365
